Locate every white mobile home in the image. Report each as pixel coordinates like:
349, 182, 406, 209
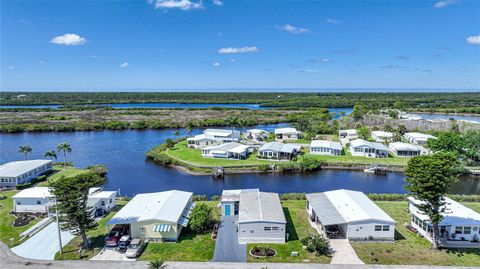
403, 132, 436, 145
0, 160, 53, 188
306, 190, 396, 241
238, 190, 287, 244
106, 190, 194, 242
371, 131, 394, 143
389, 142, 428, 157
12, 187, 117, 214
310, 140, 343, 156
274, 127, 300, 140
220, 188, 259, 216
245, 129, 269, 141
349, 139, 389, 158
408, 196, 480, 247
187, 134, 222, 149
201, 142, 251, 159
339, 129, 358, 140
203, 129, 241, 142
258, 142, 301, 160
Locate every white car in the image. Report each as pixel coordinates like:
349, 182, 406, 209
125, 238, 145, 258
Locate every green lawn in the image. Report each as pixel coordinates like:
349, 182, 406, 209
0, 190, 45, 247
303, 152, 409, 166
351, 201, 480, 266
247, 200, 331, 263
166, 140, 273, 167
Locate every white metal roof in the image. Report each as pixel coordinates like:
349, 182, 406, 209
107, 190, 193, 225
246, 129, 269, 134
310, 140, 342, 151
221, 188, 259, 202
307, 189, 395, 225
259, 142, 300, 153
404, 132, 436, 140
239, 190, 286, 224
371, 131, 393, 138
12, 187, 53, 199
339, 129, 357, 135
274, 127, 299, 134
0, 160, 52, 178
408, 196, 480, 226
203, 129, 239, 137
203, 142, 249, 154
389, 142, 425, 151
350, 139, 389, 151
89, 190, 117, 199
187, 133, 219, 141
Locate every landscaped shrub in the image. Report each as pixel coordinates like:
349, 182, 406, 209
192, 195, 208, 201
87, 164, 109, 177
153, 152, 173, 165
210, 195, 221, 201
301, 234, 332, 256
297, 157, 324, 172
188, 203, 214, 233
279, 193, 306, 200
367, 193, 407, 201
258, 164, 271, 172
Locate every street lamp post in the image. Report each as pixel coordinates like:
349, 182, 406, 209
54, 198, 63, 254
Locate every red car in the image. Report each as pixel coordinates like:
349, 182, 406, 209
105, 225, 128, 247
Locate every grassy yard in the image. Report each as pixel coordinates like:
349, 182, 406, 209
54, 199, 128, 260
0, 190, 45, 247
303, 152, 409, 166
351, 201, 480, 266
166, 140, 273, 167
247, 200, 331, 263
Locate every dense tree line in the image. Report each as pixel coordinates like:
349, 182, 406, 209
2, 92, 479, 111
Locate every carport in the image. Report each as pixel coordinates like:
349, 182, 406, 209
306, 192, 347, 239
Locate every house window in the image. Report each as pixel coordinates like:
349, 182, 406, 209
455, 226, 463, 234
16, 201, 21, 205
382, 225, 390, 231
272, 227, 279, 231
464, 227, 471, 234
36, 200, 42, 205
101, 201, 105, 206
250, 230, 254, 233
375, 225, 382, 231
264, 227, 271, 231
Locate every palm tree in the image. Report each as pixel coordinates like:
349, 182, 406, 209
18, 145, 32, 160
173, 129, 180, 141
44, 150, 57, 160
225, 115, 238, 142
57, 142, 72, 169
238, 118, 248, 143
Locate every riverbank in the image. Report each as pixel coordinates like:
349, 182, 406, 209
0, 108, 297, 133
147, 140, 408, 176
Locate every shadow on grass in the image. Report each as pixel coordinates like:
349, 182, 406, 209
445, 248, 480, 257
283, 207, 298, 241
394, 229, 406, 241
177, 228, 198, 243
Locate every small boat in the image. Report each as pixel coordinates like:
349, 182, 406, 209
364, 167, 376, 173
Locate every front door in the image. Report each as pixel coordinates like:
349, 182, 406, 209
225, 204, 231, 216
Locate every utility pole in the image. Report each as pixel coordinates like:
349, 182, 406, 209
54, 199, 63, 254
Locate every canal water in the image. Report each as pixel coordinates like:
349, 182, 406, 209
1, 125, 478, 196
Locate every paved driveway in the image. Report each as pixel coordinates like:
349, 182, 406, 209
11, 222, 75, 260
329, 239, 364, 264
211, 215, 246, 262
91, 248, 135, 261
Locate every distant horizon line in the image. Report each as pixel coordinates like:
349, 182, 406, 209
1, 88, 479, 93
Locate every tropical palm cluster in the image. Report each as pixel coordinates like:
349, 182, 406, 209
18, 142, 72, 169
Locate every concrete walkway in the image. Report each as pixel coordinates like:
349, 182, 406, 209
330, 239, 364, 265
11, 221, 75, 260
211, 215, 246, 262
91, 248, 135, 261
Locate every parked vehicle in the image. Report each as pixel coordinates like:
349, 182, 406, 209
118, 235, 131, 252
326, 225, 340, 237
125, 238, 145, 258
105, 224, 129, 247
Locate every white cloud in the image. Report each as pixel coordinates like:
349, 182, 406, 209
433, 0, 457, 8
299, 69, 319, 73
212, 0, 223, 6
217, 46, 259, 54
212, 62, 221, 67
228, 58, 236, 63
6, 65, 14, 70
277, 24, 309, 34
35, 60, 47, 64
119, 62, 130, 68
310, 58, 332, 63
149, 0, 203, 10
326, 18, 341, 24
50, 33, 86, 46
466, 35, 480, 45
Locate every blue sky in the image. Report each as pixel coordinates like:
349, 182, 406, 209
1, 0, 479, 91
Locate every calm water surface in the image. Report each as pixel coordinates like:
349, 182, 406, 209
1, 125, 478, 196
